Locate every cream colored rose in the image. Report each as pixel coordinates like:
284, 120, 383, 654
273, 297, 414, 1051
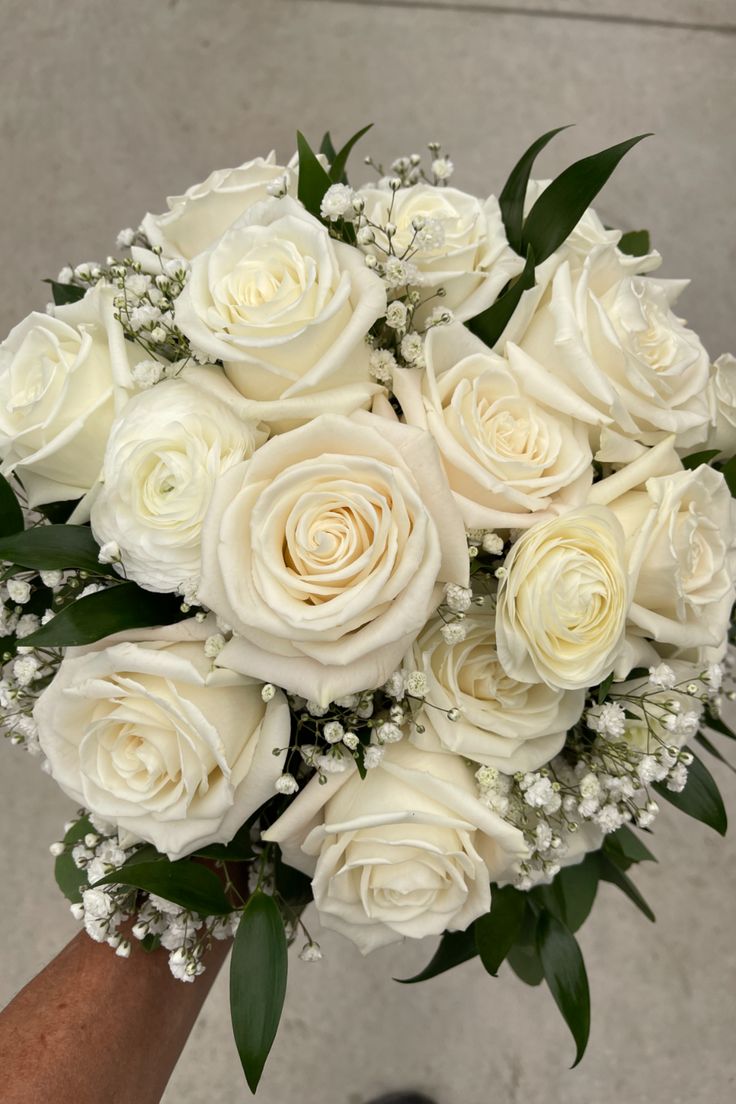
262, 740, 527, 954
90, 377, 265, 594
0, 285, 147, 506
34, 620, 289, 860
199, 411, 469, 704
706, 354, 736, 456
495, 506, 630, 690
589, 437, 736, 650
141, 153, 291, 260
411, 609, 584, 773
393, 323, 593, 530
174, 197, 386, 432
518, 245, 712, 449
357, 183, 523, 323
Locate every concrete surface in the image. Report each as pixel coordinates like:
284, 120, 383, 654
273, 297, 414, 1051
0, 1, 734, 1102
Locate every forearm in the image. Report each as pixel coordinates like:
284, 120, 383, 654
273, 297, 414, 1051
0, 930, 230, 1104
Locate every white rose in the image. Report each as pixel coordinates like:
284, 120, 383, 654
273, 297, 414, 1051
393, 322, 593, 530
199, 411, 469, 704
495, 505, 630, 690
518, 245, 712, 449
35, 619, 289, 860
141, 153, 291, 260
706, 354, 736, 456
357, 183, 523, 323
90, 377, 266, 593
411, 609, 585, 773
262, 740, 527, 953
174, 197, 386, 432
589, 437, 736, 650
0, 285, 146, 506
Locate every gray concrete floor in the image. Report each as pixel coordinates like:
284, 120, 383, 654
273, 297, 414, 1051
1, 1, 735, 1101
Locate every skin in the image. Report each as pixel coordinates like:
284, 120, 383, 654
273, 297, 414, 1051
0, 929, 230, 1104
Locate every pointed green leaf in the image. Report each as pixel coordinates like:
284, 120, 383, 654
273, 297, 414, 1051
36, 499, 80, 524
0, 524, 116, 574
499, 125, 572, 254
296, 131, 334, 220
329, 123, 373, 184
319, 131, 338, 165
466, 245, 536, 348
653, 751, 728, 835
597, 671, 615, 705
603, 825, 657, 867
96, 858, 231, 915
695, 731, 736, 774
0, 473, 24, 537
24, 581, 186, 648
556, 855, 600, 932
43, 279, 86, 306
522, 134, 651, 264
395, 927, 477, 984
195, 819, 256, 862
597, 853, 655, 921
537, 912, 591, 1067
475, 884, 526, 976
274, 851, 313, 907
230, 891, 288, 1093
682, 448, 720, 471
506, 901, 544, 986
617, 229, 651, 257
54, 815, 93, 904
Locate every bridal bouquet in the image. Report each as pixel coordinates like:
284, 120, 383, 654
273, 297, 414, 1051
1, 124, 734, 1091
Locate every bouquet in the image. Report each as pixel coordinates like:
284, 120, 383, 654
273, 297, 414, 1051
1, 124, 734, 1093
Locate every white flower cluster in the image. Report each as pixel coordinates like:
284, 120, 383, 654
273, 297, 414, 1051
57, 813, 238, 981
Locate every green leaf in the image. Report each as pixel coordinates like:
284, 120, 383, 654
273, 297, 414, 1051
230, 891, 288, 1093
195, 820, 255, 863
603, 824, 657, 867
43, 279, 86, 305
0, 473, 24, 537
653, 751, 728, 836
475, 884, 526, 976
296, 130, 334, 220
96, 858, 231, 915
329, 123, 373, 185
319, 131, 338, 166
597, 671, 615, 705
682, 448, 720, 471
522, 134, 651, 264
0, 524, 116, 574
617, 229, 651, 257
537, 912, 591, 1067
556, 855, 600, 932
704, 710, 736, 741
695, 731, 736, 774
54, 815, 93, 904
466, 245, 536, 348
498, 125, 573, 254
506, 901, 544, 986
274, 851, 312, 907
597, 853, 655, 922
24, 581, 186, 648
395, 927, 477, 984
721, 454, 736, 496
36, 499, 80, 524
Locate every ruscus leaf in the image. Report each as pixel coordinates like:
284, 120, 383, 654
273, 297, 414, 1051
617, 229, 651, 257
24, 581, 186, 648
95, 858, 231, 916
682, 448, 720, 471
54, 815, 93, 905
230, 891, 288, 1093
603, 825, 657, 867
0, 473, 24, 537
395, 927, 477, 984
329, 123, 373, 184
597, 853, 655, 921
475, 884, 526, 976
653, 751, 728, 835
537, 912, 591, 1067
43, 279, 86, 305
521, 134, 651, 264
296, 130, 334, 220
466, 244, 536, 348
498, 125, 572, 254
0, 524, 116, 574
